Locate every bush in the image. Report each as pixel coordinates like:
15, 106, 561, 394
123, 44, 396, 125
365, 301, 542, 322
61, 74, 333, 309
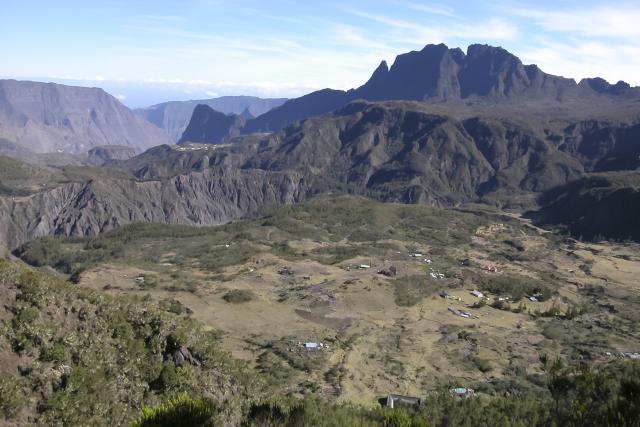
479, 274, 554, 302
132, 394, 218, 427
473, 357, 493, 373
14, 306, 39, 325
393, 275, 440, 307
222, 289, 254, 304
159, 298, 191, 315
40, 342, 68, 363
0, 375, 28, 418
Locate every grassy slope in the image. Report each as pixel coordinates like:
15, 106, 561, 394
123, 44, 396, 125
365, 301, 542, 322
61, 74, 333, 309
0, 259, 260, 426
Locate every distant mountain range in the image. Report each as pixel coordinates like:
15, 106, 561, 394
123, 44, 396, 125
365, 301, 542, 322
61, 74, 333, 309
2, 97, 639, 249
182, 44, 640, 143
0, 79, 169, 154
0, 43, 639, 247
135, 96, 287, 143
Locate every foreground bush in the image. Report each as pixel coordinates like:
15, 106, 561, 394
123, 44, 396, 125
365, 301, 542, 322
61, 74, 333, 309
0, 259, 260, 425
132, 394, 218, 427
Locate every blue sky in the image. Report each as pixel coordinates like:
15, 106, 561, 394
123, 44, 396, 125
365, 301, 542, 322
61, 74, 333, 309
2, 0, 638, 107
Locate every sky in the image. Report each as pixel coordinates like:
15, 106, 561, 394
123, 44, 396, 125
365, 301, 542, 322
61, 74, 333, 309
2, 0, 639, 108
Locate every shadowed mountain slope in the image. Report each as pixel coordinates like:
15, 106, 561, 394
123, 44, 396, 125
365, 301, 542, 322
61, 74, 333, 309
530, 172, 640, 241
0, 100, 614, 249
178, 105, 245, 145
135, 96, 286, 142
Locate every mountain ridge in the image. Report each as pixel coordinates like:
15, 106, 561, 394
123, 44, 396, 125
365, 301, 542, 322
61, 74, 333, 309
235, 43, 640, 138
0, 79, 169, 153
135, 95, 287, 142
4, 99, 639, 249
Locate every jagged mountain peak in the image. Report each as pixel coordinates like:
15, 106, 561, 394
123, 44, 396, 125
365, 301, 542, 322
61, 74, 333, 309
195, 43, 640, 141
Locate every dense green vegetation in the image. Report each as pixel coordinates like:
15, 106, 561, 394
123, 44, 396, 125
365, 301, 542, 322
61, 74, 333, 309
133, 361, 640, 426
393, 275, 442, 307
0, 259, 259, 425
14, 196, 492, 281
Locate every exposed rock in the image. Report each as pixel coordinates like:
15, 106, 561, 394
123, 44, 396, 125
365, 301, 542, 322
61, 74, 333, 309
0, 79, 168, 154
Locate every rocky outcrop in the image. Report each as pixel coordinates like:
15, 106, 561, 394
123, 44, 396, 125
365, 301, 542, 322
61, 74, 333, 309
135, 96, 287, 143
558, 121, 640, 172
0, 167, 304, 249
0, 79, 168, 154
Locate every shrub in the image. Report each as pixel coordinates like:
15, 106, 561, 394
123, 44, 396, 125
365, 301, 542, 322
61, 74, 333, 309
159, 298, 191, 315
473, 357, 493, 373
131, 394, 218, 427
393, 275, 440, 307
40, 342, 68, 363
222, 289, 254, 304
0, 375, 28, 418
14, 306, 39, 325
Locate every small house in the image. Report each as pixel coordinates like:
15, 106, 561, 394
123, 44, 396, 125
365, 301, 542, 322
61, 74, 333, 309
471, 290, 484, 298
450, 387, 475, 398
359, 264, 371, 269
304, 342, 319, 349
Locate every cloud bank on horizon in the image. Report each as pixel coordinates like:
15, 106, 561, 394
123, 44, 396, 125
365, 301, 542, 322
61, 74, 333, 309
2, 0, 638, 107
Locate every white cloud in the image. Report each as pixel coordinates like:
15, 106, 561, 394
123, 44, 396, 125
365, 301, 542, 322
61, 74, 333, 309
511, 6, 640, 38
509, 5, 640, 85
205, 91, 219, 97
519, 38, 640, 84
395, 1, 455, 17
114, 93, 126, 101
348, 10, 518, 43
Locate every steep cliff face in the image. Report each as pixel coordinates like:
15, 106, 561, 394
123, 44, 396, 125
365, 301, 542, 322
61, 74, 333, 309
0, 80, 169, 153
0, 168, 304, 249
